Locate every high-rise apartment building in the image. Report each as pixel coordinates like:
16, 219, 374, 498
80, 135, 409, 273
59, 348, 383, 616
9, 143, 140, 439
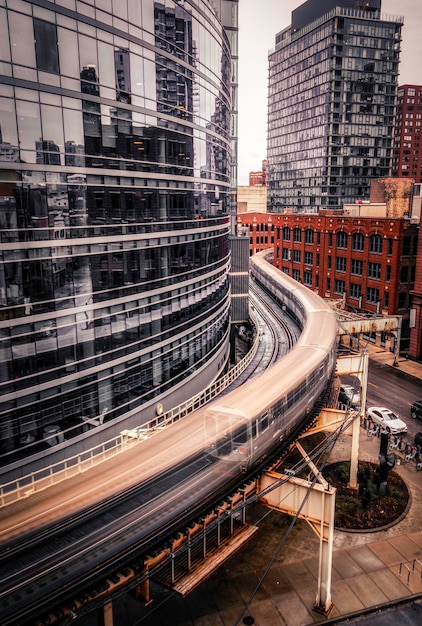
267, 0, 402, 213
0, 1, 238, 479
392, 84, 422, 183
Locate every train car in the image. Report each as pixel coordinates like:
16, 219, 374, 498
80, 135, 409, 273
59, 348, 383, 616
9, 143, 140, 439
204, 250, 338, 469
0, 250, 340, 626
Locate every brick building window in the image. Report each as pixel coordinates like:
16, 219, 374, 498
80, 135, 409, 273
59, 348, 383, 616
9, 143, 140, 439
366, 287, 379, 303
334, 279, 346, 295
293, 249, 301, 262
293, 269, 301, 281
336, 257, 346, 272
294, 228, 301, 243
337, 231, 348, 248
402, 237, 411, 255
305, 228, 314, 244
282, 248, 290, 260
283, 227, 290, 241
351, 259, 363, 275
304, 271, 312, 285
368, 262, 381, 279
304, 251, 313, 265
384, 292, 389, 308
352, 233, 364, 251
387, 238, 394, 255
385, 265, 391, 281
350, 283, 361, 299
369, 234, 382, 253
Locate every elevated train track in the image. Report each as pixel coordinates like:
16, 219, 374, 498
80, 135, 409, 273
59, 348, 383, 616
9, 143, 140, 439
0, 251, 338, 625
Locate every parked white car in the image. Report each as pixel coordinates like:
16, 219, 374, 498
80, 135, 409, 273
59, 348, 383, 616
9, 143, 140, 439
367, 406, 407, 434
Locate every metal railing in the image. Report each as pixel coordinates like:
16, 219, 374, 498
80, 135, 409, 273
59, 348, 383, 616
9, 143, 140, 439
1, 310, 260, 508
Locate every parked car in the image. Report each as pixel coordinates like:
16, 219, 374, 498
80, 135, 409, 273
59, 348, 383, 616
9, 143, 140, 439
338, 384, 360, 407
410, 400, 422, 422
366, 406, 408, 434
415, 432, 422, 448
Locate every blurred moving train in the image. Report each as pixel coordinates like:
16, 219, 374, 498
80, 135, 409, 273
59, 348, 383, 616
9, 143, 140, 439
0, 251, 340, 626
204, 250, 338, 471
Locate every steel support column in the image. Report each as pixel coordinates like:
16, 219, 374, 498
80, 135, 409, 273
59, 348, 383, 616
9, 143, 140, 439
101, 600, 113, 626
259, 469, 336, 616
335, 348, 369, 489
314, 487, 335, 615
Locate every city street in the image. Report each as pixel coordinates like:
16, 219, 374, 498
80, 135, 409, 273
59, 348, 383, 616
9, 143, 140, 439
342, 349, 422, 444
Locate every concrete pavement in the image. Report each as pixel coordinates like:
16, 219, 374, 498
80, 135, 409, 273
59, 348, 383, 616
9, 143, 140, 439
363, 341, 422, 382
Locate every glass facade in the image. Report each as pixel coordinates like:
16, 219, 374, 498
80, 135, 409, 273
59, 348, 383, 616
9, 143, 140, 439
0, 0, 237, 469
267, 0, 402, 212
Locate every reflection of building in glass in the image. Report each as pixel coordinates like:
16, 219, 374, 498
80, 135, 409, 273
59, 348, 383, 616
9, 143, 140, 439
0, 1, 237, 481
0, 126, 19, 163
36, 139, 61, 166
267, 0, 402, 212
155, 3, 194, 120
65, 141, 85, 168
114, 49, 131, 104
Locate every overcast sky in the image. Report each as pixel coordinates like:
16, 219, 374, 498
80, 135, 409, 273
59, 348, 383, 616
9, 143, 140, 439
238, 0, 422, 185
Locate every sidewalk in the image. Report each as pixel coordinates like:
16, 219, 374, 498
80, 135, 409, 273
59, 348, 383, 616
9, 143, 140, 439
364, 342, 422, 382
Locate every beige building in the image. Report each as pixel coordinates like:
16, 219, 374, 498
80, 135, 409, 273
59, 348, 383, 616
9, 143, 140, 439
237, 185, 267, 213
343, 202, 388, 217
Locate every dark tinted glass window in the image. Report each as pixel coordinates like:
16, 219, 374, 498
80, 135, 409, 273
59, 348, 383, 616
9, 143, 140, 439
370, 234, 382, 253
352, 233, 364, 251
34, 19, 59, 74
402, 237, 411, 255
337, 231, 347, 248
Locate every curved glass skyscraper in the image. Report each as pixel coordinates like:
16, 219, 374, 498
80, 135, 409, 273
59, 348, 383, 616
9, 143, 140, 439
0, 0, 237, 477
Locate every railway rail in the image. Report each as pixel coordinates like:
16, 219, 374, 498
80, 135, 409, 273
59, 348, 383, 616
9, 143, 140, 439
0, 287, 297, 625
0, 251, 338, 625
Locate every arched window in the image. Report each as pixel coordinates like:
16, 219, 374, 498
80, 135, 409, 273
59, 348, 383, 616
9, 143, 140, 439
305, 228, 313, 244
283, 226, 290, 241
369, 234, 382, 253
352, 232, 364, 251
336, 231, 347, 248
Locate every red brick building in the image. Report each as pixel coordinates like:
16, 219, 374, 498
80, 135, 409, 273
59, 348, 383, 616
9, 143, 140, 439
391, 85, 422, 183
410, 230, 422, 360
248, 159, 268, 186
238, 210, 419, 356
237, 212, 275, 255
